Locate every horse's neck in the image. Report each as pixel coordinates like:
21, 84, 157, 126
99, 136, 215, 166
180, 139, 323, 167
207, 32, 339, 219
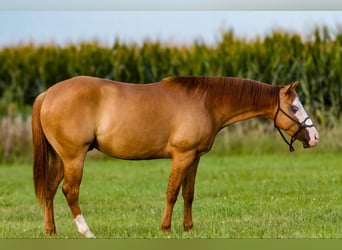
218, 105, 274, 128
213, 82, 279, 128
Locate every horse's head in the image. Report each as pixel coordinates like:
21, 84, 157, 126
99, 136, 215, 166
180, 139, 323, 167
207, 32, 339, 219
274, 82, 319, 151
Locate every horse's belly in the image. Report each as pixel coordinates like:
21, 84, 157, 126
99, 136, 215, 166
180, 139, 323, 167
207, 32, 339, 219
96, 132, 170, 160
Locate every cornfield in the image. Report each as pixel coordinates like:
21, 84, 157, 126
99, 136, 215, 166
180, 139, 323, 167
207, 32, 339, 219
1, 27, 341, 125
0, 27, 342, 161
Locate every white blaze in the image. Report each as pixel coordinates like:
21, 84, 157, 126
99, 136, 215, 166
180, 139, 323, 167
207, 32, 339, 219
293, 97, 319, 147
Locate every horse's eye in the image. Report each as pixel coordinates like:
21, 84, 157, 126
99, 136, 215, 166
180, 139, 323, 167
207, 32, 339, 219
291, 105, 299, 113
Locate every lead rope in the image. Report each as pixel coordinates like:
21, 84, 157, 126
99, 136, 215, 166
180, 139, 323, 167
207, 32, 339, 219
275, 126, 296, 152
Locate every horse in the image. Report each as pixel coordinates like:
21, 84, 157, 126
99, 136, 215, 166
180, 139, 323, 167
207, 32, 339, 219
32, 76, 319, 238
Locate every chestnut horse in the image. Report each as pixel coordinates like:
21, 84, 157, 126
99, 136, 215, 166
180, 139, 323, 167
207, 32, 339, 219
32, 76, 319, 238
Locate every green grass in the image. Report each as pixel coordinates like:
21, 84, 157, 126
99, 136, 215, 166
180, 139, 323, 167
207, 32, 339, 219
1, 151, 342, 238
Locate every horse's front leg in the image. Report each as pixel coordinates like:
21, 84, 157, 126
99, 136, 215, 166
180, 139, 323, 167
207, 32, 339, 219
161, 151, 196, 233
182, 158, 199, 231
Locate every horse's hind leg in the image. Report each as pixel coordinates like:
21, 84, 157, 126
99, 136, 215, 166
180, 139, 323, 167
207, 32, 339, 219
44, 153, 64, 235
182, 158, 199, 231
61, 156, 95, 238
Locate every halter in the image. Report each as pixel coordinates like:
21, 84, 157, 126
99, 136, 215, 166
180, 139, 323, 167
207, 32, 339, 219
273, 93, 315, 152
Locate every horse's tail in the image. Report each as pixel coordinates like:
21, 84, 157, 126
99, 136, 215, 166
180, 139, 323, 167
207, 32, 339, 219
32, 92, 52, 206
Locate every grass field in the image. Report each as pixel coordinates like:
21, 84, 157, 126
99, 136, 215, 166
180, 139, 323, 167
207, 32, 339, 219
1, 148, 342, 238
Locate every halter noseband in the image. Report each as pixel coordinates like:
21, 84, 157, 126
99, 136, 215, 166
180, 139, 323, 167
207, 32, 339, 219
273, 93, 314, 152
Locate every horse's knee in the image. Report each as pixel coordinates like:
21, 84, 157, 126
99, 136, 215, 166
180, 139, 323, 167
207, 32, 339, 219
166, 191, 178, 205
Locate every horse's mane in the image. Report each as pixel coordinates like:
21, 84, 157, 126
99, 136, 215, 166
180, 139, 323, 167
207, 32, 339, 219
163, 76, 281, 110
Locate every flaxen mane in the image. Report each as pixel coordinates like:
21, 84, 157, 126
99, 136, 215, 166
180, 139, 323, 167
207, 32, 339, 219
163, 76, 281, 109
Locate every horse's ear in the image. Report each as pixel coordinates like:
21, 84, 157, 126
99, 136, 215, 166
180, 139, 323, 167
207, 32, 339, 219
283, 81, 298, 95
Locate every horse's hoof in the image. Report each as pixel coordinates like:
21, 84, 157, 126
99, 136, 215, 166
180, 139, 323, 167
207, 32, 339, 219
82, 230, 96, 238
161, 225, 171, 234
45, 227, 57, 236
183, 224, 193, 232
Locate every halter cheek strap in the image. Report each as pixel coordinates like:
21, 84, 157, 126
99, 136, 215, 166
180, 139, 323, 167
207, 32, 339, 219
273, 95, 314, 152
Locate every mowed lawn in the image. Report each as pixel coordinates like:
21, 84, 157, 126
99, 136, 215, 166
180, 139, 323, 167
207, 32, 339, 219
0, 151, 342, 238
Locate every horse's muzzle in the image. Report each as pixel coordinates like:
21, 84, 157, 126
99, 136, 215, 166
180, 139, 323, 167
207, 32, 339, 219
299, 127, 319, 148
307, 133, 319, 148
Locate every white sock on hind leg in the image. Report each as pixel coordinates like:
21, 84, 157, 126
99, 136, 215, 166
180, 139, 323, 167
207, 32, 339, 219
74, 214, 96, 238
